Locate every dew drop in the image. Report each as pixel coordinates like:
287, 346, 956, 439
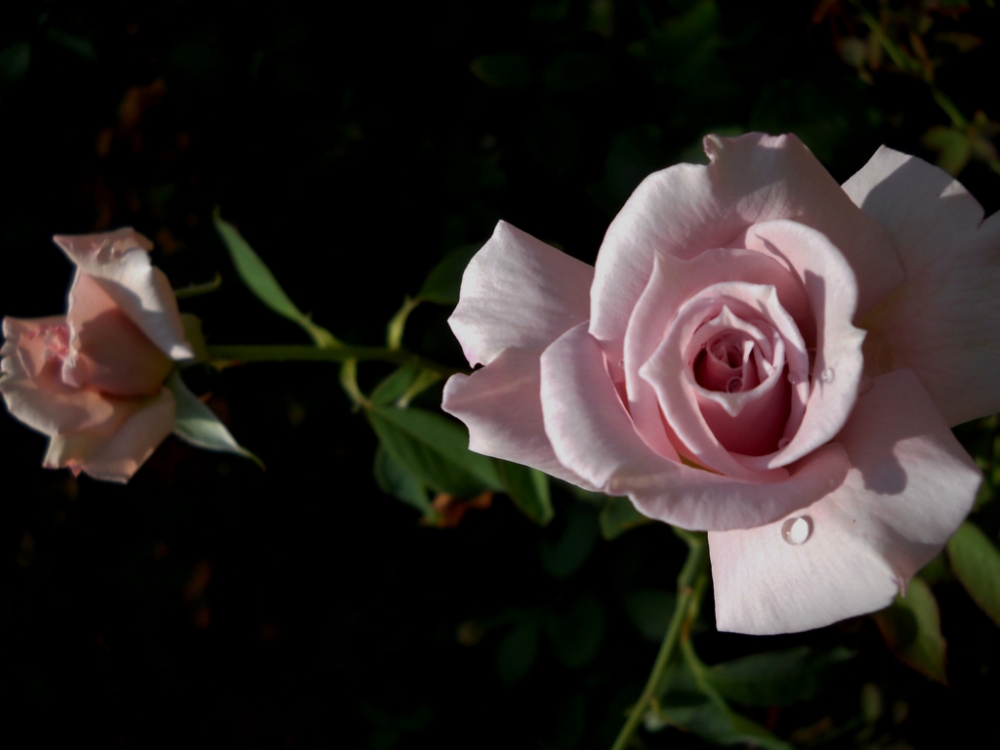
820, 368, 835, 384
787, 371, 803, 385
781, 516, 812, 545
726, 376, 742, 393
617, 359, 625, 369
777, 437, 791, 450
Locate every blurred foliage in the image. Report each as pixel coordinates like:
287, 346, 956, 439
2, 0, 1000, 748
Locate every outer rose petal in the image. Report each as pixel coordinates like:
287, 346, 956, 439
449, 221, 594, 367
43, 388, 176, 483
590, 133, 903, 363
709, 369, 980, 635
53, 229, 193, 361
540, 322, 850, 530
1, 317, 119, 435
442, 347, 596, 489
843, 147, 1000, 426
63, 273, 175, 396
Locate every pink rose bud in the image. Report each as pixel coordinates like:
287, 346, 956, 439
442, 133, 1000, 634
1, 228, 193, 483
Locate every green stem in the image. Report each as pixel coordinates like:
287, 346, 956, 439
338, 359, 369, 410
206, 344, 466, 378
173, 273, 223, 299
610, 529, 709, 750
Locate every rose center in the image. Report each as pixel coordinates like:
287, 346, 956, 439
692, 331, 762, 395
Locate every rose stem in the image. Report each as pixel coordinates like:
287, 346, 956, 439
204, 344, 466, 378
610, 528, 709, 750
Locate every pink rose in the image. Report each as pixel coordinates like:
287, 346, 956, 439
1, 228, 193, 483
442, 133, 998, 634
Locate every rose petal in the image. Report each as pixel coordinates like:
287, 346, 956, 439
448, 221, 594, 367
63, 273, 175, 396
843, 147, 1000, 426
541, 322, 849, 530
591, 133, 903, 363
1, 316, 120, 435
53, 229, 193, 361
709, 368, 980, 635
43, 387, 176, 483
442, 346, 596, 489
742, 220, 866, 468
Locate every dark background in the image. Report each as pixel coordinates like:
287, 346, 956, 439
2, 1, 999, 748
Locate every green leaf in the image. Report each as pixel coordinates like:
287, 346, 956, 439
372, 445, 435, 520
599, 495, 651, 540
367, 406, 502, 496
497, 461, 553, 525
496, 621, 539, 685
539, 503, 598, 579
167, 371, 263, 468
650, 654, 792, 749
873, 577, 948, 683
705, 647, 854, 707
416, 244, 480, 305
624, 589, 676, 642
544, 593, 606, 668
213, 214, 338, 347
650, 663, 792, 750
370, 364, 440, 409
371, 364, 423, 407
948, 521, 1000, 626
469, 53, 530, 89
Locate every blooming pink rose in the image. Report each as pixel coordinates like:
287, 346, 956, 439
442, 133, 999, 634
1, 228, 193, 482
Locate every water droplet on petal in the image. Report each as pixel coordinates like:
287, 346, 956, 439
617, 359, 624, 369
781, 516, 812, 545
726, 376, 742, 393
788, 371, 803, 385
821, 368, 835, 384
777, 437, 790, 450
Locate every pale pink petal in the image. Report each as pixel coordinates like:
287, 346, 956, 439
448, 221, 594, 367
742, 221, 866, 467
53, 227, 154, 257
63, 273, 175, 396
691, 314, 790, 457
1, 317, 118, 435
843, 147, 1000, 425
540, 322, 849, 530
43, 388, 176, 483
623, 248, 810, 462
53, 230, 193, 361
710, 368, 980, 635
641, 283, 807, 480
842, 146, 985, 277
591, 133, 903, 363
442, 347, 596, 488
